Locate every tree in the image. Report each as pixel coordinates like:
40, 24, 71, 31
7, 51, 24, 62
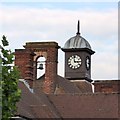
1, 35, 21, 119
0, 48, 2, 120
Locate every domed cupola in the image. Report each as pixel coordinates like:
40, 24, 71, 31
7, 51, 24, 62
63, 20, 94, 53
64, 21, 91, 50
62, 20, 95, 82
64, 35, 91, 49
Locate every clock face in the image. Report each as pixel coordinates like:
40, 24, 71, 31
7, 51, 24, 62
68, 55, 81, 69
86, 56, 90, 70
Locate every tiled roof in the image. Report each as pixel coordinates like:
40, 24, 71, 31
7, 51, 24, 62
36, 75, 92, 94
17, 81, 62, 118
17, 78, 120, 119
48, 93, 119, 118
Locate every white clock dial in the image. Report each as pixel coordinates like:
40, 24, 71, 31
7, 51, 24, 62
86, 56, 90, 70
68, 55, 81, 69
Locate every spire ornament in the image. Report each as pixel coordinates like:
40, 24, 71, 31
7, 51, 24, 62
76, 20, 80, 35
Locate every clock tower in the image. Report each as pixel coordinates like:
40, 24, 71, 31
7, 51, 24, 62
62, 21, 95, 82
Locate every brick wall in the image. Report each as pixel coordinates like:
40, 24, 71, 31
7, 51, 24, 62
43, 44, 58, 94
15, 49, 35, 88
93, 80, 120, 93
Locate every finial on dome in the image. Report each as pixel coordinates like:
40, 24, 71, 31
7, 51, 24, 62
76, 20, 80, 35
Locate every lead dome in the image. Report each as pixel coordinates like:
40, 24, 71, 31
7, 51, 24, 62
63, 20, 92, 50
63, 34, 91, 49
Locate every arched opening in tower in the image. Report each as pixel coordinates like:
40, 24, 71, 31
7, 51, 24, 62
36, 56, 46, 79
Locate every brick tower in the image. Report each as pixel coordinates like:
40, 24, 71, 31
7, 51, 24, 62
15, 42, 59, 94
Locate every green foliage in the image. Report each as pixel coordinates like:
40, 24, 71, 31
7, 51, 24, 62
0, 54, 2, 120
1, 35, 21, 119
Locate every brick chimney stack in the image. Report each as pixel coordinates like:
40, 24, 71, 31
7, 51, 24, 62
15, 49, 35, 88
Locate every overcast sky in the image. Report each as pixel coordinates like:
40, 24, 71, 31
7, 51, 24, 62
0, 1, 118, 80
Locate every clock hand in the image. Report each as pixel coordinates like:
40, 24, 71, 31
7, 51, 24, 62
74, 56, 78, 63
74, 58, 79, 63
